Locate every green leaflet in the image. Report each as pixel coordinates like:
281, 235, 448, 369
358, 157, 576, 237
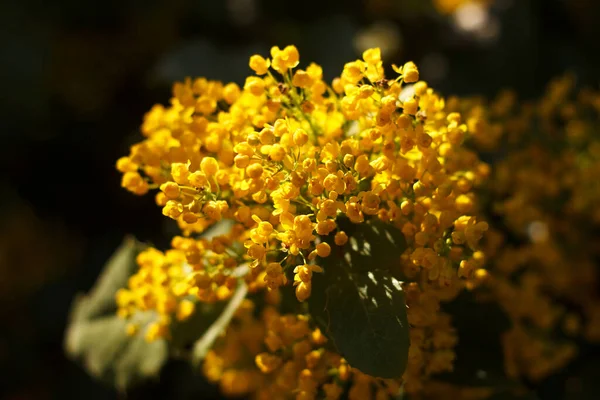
308, 218, 410, 379
64, 237, 169, 391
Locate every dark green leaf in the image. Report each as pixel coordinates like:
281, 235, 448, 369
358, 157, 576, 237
308, 218, 409, 378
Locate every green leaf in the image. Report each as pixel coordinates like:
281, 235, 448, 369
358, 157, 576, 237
65, 237, 168, 391
308, 218, 410, 379
191, 279, 248, 364
66, 315, 130, 376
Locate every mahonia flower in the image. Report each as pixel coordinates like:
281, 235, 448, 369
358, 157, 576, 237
116, 45, 491, 397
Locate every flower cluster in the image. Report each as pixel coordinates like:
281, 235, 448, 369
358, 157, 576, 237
116, 45, 489, 397
115, 225, 265, 341
459, 75, 600, 381
203, 294, 403, 400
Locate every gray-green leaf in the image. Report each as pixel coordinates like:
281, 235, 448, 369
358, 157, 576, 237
64, 237, 168, 391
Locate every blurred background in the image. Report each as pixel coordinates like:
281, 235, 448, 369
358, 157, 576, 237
1, 0, 599, 399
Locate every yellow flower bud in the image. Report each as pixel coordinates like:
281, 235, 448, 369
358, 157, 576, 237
176, 299, 195, 321
414, 81, 428, 96
259, 127, 275, 144
269, 144, 286, 161
403, 61, 419, 83
222, 82, 241, 104
334, 231, 348, 246
246, 163, 264, 179
332, 77, 344, 94
200, 157, 219, 175
295, 281, 311, 302
116, 156, 138, 173
316, 242, 331, 257
343, 154, 354, 168
403, 97, 418, 115
234, 154, 250, 168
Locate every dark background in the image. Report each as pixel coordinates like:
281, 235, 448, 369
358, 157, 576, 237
1, 0, 599, 399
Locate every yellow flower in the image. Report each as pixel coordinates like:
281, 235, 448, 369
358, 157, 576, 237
249, 55, 270, 75
292, 70, 313, 88
270, 45, 300, 74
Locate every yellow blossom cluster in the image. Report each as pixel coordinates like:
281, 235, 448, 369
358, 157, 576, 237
458, 75, 600, 381
115, 45, 490, 397
115, 225, 266, 341
203, 295, 404, 400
